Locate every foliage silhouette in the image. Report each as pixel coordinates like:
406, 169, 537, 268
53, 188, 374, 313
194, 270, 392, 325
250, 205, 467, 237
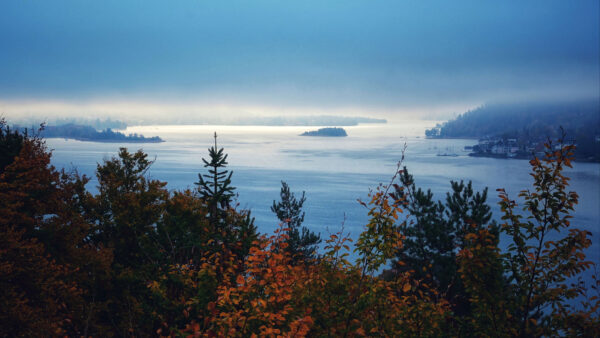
386, 169, 499, 322
271, 181, 321, 261
0, 127, 597, 336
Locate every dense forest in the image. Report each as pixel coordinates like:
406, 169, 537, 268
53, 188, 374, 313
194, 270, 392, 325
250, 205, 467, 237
426, 100, 600, 161
1, 118, 598, 336
35, 123, 163, 143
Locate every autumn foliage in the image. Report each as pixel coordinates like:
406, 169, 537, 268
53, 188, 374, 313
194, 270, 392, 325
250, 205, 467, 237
0, 120, 598, 336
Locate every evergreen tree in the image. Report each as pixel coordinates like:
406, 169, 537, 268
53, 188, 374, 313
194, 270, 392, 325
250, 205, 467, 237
271, 181, 320, 261
0, 118, 26, 174
196, 132, 235, 227
388, 167, 498, 318
195, 133, 257, 261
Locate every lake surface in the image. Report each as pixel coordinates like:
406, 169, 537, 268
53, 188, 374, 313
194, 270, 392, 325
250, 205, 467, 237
46, 122, 600, 269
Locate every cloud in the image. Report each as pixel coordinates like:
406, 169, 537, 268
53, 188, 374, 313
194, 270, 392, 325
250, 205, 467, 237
0, 0, 598, 118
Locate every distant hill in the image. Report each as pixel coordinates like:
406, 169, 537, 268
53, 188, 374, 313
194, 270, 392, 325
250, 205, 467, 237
427, 100, 599, 138
38, 124, 164, 143
300, 127, 348, 137
233, 116, 385, 126
53, 118, 127, 130
9, 115, 385, 127
9, 118, 127, 131
426, 99, 600, 161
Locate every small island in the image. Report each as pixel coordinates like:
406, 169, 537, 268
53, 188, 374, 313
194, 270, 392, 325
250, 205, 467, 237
300, 127, 347, 137
39, 124, 164, 143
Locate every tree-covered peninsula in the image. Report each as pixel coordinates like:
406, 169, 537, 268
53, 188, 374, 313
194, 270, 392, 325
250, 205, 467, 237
426, 100, 600, 161
37, 123, 164, 143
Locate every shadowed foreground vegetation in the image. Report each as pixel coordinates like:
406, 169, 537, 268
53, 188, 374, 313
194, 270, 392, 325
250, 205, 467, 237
0, 118, 598, 337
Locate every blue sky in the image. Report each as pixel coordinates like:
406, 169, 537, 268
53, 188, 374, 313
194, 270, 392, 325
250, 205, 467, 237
1, 0, 598, 120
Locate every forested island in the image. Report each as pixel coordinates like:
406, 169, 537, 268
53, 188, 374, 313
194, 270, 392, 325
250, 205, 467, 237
426, 100, 600, 162
37, 124, 164, 143
300, 127, 348, 137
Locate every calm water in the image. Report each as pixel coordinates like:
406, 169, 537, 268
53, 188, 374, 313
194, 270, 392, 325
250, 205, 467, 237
46, 122, 600, 269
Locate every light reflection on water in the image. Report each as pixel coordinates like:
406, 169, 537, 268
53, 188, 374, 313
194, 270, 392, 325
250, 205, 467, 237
47, 122, 600, 271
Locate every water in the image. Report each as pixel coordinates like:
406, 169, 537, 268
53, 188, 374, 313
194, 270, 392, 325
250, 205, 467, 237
46, 122, 600, 271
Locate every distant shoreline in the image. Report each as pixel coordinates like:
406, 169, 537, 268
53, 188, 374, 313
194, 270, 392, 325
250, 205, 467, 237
468, 152, 599, 163
36, 123, 165, 143
426, 136, 478, 140
7, 115, 388, 130
429, 136, 599, 163
424, 100, 600, 162
44, 136, 164, 143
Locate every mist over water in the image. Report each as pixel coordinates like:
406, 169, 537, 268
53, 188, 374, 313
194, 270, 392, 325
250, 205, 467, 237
46, 122, 600, 268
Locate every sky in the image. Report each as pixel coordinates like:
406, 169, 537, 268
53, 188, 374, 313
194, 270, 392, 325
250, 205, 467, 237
0, 0, 598, 121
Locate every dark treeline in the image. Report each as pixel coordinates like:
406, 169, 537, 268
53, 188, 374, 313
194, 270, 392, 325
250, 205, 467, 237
1, 118, 598, 336
35, 123, 164, 143
300, 127, 348, 137
426, 99, 600, 161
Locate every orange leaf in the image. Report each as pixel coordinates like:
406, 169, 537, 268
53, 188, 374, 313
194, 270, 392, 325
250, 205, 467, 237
236, 275, 244, 285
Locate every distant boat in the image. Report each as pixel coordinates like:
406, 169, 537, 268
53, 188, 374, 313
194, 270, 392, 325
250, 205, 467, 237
437, 146, 459, 157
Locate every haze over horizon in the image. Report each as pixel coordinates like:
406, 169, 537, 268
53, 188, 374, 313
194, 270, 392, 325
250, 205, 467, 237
1, 0, 598, 122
